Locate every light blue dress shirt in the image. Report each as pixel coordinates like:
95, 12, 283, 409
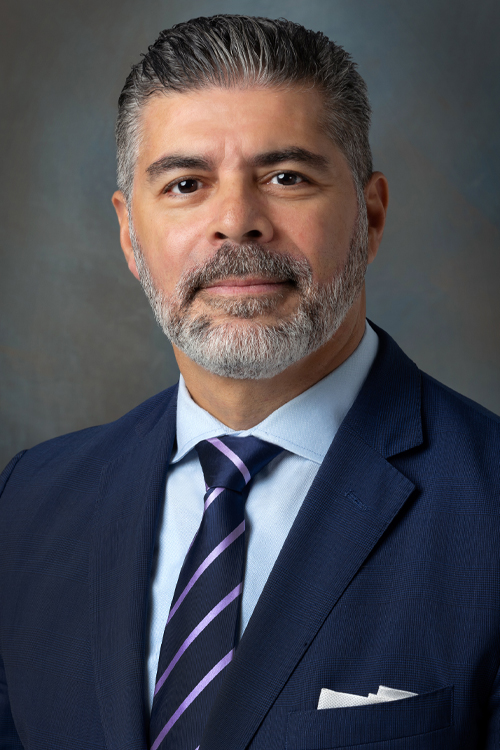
147, 321, 378, 709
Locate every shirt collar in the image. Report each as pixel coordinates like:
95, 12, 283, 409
172, 320, 378, 465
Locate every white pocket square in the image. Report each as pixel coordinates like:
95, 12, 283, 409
317, 684, 417, 709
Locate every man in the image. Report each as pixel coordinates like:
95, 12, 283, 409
1, 14, 499, 749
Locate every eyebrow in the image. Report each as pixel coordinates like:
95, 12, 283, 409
146, 155, 213, 181
145, 146, 330, 181
250, 147, 330, 172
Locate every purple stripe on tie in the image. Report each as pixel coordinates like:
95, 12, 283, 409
167, 521, 245, 624
150, 650, 234, 750
155, 583, 242, 696
187, 486, 225, 553
207, 437, 251, 484
204, 486, 224, 511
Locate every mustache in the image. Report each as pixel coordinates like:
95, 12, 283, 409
175, 242, 313, 305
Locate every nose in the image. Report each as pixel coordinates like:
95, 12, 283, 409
205, 182, 274, 245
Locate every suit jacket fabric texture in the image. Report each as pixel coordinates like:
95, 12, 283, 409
1, 323, 500, 750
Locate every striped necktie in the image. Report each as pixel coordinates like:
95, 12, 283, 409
149, 435, 283, 750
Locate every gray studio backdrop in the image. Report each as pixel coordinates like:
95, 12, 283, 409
1, 0, 499, 469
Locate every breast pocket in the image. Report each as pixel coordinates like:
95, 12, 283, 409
286, 686, 453, 749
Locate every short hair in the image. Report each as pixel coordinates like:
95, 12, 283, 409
116, 15, 372, 205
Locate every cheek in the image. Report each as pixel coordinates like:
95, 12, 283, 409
282, 209, 352, 280
146, 223, 203, 287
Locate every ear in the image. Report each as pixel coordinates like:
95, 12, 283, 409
363, 171, 389, 264
112, 190, 140, 280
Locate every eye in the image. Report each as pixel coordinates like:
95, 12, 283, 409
169, 178, 202, 194
270, 172, 306, 186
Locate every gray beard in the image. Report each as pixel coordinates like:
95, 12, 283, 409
130, 211, 368, 380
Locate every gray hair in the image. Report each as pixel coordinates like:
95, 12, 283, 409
116, 15, 373, 205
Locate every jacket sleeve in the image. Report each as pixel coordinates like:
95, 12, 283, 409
0, 451, 27, 749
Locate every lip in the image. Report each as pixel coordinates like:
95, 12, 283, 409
202, 277, 288, 296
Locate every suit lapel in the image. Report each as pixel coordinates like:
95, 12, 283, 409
89, 390, 177, 750
201, 327, 423, 750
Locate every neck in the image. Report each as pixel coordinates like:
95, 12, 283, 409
174, 294, 366, 430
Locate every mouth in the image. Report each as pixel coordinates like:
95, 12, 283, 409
200, 277, 291, 297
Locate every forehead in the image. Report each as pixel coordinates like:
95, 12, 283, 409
136, 85, 335, 167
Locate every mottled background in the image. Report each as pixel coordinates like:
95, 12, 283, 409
1, 0, 499, 469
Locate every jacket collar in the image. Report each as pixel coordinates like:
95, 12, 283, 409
345, 320, 423, 458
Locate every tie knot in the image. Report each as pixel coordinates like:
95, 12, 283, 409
195, 435, 282, 492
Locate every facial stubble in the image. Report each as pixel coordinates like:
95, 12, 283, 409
130, 208, 368, 380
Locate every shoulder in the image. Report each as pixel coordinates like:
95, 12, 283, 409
419, 372, 500, 479
421, 370, 500, 430
419, 366, 500, 454
0, 383, 178, 493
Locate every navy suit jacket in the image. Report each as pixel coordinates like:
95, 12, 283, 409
1, 324, 500, 749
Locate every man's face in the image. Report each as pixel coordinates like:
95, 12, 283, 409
116, 85, 371, 378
